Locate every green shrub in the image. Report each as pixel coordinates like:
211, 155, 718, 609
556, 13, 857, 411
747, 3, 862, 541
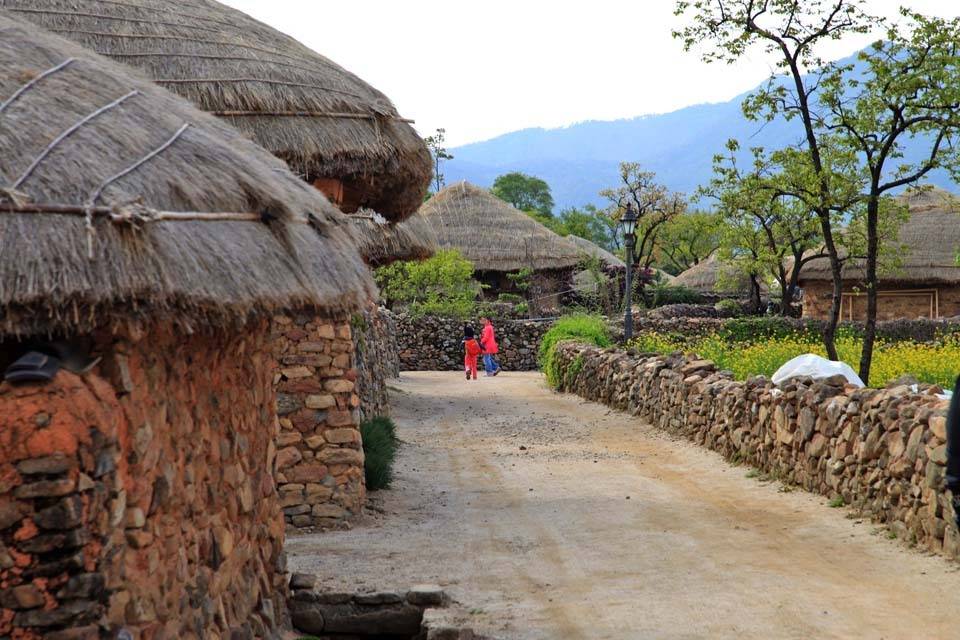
360, 416, 398, 491
375, 249, 480, 320
714, 299, 743, 318
539, 314, 611, 388
646, 284, 704, 307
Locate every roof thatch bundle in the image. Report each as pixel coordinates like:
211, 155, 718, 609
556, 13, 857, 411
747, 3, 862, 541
6, 0, 431, 220
566, 235, 625, 270
0, 13, 374, 336
348, 211, 437, 267
417, 182, 583, 272
797, 187, 960, 285
673, 254, 755, 294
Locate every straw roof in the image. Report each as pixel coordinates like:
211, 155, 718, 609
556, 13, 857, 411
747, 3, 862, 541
566, 235, 625, 270
673, 254, 755, 294
0, 13, 375, 336
797, 187, 960, 284
349, 211, 437, 267
417, 182, 584, 272
6, 0, 431, 220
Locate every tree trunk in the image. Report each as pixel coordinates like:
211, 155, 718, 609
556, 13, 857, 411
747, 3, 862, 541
858, 197, 880, 385
818, 211, 842, 361
749, 275, 762, 315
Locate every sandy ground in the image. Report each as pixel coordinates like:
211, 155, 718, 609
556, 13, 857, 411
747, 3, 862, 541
287, 371, 960, 639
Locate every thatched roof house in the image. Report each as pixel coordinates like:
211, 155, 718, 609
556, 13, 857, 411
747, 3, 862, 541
797, 187, 960, 320
673, 254, 754, 296
7, 0, 432, 220
566, 235, 625, 270
0, 13, 376, 638
349, 211, 437, 267
0, 14, 373, 336
418, 182, 583, 273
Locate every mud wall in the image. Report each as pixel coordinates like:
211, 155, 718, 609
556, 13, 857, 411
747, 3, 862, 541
0, 323, 285, 639
271, 315, 364, 528
395, 314, 551, 371
551, 342, 960, 558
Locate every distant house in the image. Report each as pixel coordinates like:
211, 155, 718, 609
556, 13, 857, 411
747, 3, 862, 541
416, 182, 584, 311
797, 188, 960, 320
674, 254, 758, 300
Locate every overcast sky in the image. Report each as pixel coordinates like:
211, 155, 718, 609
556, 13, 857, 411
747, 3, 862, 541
222, 1, 957, 147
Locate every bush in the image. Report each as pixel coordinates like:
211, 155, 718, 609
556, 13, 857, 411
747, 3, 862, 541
647, 303, 718, 319
539, 314, 611, 388
714, 299, 743, 318
360, 416, 398, 491
375, 249, 480, 320
646, 284, 704, 307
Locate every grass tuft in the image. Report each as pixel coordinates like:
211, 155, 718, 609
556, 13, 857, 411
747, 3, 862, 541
360, 416, 398, 491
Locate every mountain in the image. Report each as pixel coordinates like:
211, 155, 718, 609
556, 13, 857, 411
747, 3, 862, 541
444, 63, 955, 210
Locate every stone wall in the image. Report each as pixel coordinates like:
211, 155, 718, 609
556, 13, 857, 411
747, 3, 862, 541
552, 342, 960, 558
395, 314, 551, 371
0, 323, 286, 639
271, 315, 364, 528
353, 306, 400, 421
801, 281, 960, 320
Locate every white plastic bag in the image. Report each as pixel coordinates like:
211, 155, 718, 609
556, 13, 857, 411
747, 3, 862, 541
771, 353, 865, 388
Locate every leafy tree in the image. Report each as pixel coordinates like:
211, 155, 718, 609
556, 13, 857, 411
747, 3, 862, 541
491, 172, 555, 215
374, 249, 480, 319
599, 162, 684, 267
424, 128, 453, 193
653, 210, 723, 274
555, 205, 613, 248
676, 0, 960, 383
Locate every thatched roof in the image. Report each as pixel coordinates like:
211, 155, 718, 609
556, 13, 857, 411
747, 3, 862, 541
349, 211, 437, 267
566, 235, 625, 270
0, 13, 374, 336
6, 0, 431, 220
417, 182, 583, 272
797, 187, 960, 285
673, 254, 755, 294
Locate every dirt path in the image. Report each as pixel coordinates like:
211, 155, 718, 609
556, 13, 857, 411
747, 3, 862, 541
287, 372, 960, 639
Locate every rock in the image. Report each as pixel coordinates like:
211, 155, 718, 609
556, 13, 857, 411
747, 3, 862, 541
281, 366, 314, 379
0, 500, 27, 531
355, 592, 403, 605
57, 574, 105, 600
17, 455, 75, 476
289, 573, 317, 591
305, 394, 336, 409
325, 428, 358, 444
13, 478, 75, 499
275, 446, 303, 470
325, 379, 355, 393
276, 393, 302, 416
34, 496, 83, 530
0, 584, 45, 609
406, 584, 446, 606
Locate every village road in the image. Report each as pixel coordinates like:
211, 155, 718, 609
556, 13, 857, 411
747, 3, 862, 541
287, 371, 960, 639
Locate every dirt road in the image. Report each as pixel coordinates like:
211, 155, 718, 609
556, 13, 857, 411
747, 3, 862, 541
287, 372, 960, 639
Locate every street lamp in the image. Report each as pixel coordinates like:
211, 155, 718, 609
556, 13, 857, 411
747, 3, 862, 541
620, 203, 639, 341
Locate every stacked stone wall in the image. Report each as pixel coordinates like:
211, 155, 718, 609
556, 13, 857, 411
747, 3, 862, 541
271, 315, 364, 528
353, 306, 400, 421
0, 322, 286, 639
395, 314, 551, 371
552, 342, 960, 557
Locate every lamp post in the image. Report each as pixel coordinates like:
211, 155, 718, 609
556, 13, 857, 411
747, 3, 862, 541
620, 203, 639, 341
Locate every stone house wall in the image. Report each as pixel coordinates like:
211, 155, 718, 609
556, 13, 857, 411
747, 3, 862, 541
551, 342, 960, 558
801, 281, 960, 320
0, 322, 286, 639
353, 306, 400, 421
271, 315, 364, 528
395, 314, 551, 371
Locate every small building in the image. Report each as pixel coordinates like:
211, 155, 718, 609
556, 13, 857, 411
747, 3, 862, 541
674, 254, 759, 301
0, 16, 373, 638
797, 188, 960, 320
417, 182, 584, 313
6, 0, 433, 221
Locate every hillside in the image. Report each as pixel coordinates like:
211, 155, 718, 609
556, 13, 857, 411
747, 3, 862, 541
445, 66, 954, 209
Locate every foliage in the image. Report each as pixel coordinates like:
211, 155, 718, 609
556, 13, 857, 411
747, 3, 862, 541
653, 211, 723, 274
506, 267, 534, 293
491, 172, 555, 215
600, 163, 685, 263
714, 299, 743, 318
424, 128, 453, 193
375, 249, 480, 319
360, 416, 399, 491
628, 330, 960, 389
554, 205, 614, 248
539, 314, 612, 388
645, 282, 704, 307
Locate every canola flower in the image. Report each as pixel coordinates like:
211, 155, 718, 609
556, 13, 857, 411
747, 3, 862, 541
628, 330, 960, 388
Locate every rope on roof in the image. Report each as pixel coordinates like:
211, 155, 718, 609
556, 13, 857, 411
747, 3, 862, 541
87, 123, 190, 206
0, 201, 293, 223
0, 57, 74, 114
6, 8, 221, 34
13, 90, 140, 188
154, 77, 368, 101
209, 109, 414, 124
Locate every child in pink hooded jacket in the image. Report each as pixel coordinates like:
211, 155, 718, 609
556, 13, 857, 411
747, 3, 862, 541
479, 316, 501, 376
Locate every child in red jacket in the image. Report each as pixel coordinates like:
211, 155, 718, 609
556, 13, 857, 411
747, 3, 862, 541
462, 325, 482, 380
